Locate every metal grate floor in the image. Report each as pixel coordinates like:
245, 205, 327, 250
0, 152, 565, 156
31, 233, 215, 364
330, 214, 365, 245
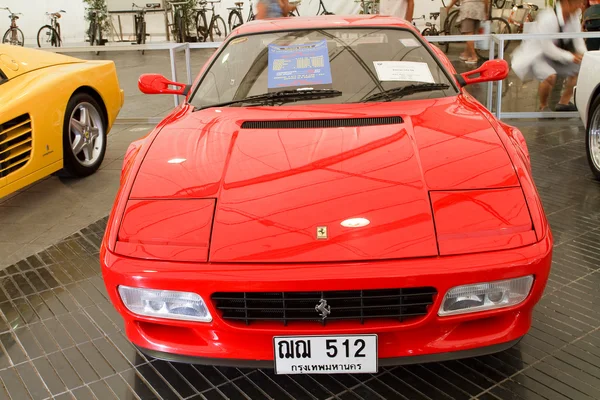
1, 121, 600, 399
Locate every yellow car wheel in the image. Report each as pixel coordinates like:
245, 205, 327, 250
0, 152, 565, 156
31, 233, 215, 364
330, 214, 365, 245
62, 93, 107, 177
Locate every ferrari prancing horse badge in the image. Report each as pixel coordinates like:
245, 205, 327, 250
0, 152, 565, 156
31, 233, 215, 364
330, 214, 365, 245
316, 226, 328, 240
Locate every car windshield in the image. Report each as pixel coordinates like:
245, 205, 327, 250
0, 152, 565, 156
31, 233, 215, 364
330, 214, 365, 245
189, 28, 457, 109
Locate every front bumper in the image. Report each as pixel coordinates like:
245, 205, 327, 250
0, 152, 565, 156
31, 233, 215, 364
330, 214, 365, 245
101, 232, 552, 366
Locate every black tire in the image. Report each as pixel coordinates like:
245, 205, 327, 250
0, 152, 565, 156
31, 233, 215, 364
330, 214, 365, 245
228, 10, 243, 31
586, 95, 600, 180
175, 9, 185, 43
446, 10, 461, 36
89, 21, 97, 45
475, 17, 511, 59
2, 28, 24, 46
209, 16, 227, 42
196, 11, 208, 42
62, 93, 107, 177
37, 25, 61, 47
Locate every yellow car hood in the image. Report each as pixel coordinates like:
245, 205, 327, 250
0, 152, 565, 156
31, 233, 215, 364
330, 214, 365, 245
0, 45, 83, 80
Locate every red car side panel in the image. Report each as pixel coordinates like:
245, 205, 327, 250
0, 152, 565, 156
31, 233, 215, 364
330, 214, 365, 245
431, 188, 536, 255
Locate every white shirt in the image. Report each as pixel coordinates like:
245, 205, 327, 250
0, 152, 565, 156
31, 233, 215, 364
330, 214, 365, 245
379, 0, 407, 20
534, 2, 587, 62
512, 2, 587, 80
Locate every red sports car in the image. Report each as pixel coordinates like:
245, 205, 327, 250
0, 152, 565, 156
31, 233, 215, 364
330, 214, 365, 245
102, 15, 552, 374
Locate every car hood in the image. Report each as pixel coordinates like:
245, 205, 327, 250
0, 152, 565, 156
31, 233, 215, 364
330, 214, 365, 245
131, 96, 519, 262
0, 45, 82, 80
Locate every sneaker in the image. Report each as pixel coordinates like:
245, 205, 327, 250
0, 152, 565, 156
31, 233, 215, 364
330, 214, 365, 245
555, 102, 577, 112
465, 57, 478, 64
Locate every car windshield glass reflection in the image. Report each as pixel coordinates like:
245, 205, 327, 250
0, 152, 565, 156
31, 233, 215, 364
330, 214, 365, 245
190, 28, 457, 109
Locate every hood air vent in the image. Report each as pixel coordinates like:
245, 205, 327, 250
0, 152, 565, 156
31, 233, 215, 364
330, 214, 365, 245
241, 116, 403, 130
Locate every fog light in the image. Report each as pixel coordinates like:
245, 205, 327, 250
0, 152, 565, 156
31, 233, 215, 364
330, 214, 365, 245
438, 276, 534, 316
118, 286, 212, 322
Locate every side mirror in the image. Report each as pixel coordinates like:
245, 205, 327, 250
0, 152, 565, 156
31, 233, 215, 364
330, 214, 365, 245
138, 74, 190, 96
455, 59, 509, 87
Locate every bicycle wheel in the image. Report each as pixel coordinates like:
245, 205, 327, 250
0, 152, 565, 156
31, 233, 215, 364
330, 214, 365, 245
209, 16, 227, 42
196, 11, 208, 42
475, 17, 511, 59
228, 10, 243, 31
446, 10, 461, 36
135, 18, 144, 44
2, 28, 24, 46
37, 25, 60, 47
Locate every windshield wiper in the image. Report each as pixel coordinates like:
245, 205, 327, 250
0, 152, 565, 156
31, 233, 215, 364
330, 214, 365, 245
361, 83, 450, 103
196, 89, 343, 110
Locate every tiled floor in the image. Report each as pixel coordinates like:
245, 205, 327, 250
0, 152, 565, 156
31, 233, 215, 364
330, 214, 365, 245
0, 120, 598, 399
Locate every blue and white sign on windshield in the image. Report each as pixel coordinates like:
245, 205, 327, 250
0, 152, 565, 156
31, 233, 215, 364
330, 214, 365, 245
267, 40, 333, 90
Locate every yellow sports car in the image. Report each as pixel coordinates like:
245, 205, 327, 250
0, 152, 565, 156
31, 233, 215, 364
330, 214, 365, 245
0, 45, 123, 198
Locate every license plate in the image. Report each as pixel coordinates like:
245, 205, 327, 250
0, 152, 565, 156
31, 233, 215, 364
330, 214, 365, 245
273, 335, 377, 374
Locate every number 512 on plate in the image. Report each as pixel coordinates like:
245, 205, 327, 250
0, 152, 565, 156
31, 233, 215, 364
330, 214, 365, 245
273, 335, 378, 375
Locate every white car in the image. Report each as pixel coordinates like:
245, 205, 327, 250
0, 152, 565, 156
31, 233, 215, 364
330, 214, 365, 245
576, 51, 600, 179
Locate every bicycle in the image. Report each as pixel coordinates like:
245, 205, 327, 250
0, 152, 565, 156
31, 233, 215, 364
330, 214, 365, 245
195, 1, 227, 42
227, 1, 244, 30
37, 10, 65, 48
168, 1, 189, 43
87, 8, 107, 53
356, 0, 377, 14
493, 0, 507, 8
474, 1, 511, 59
289, 1, 301, 16
506, 1, 538, 33
1, 7, 24, 46
132, 3, 160, 46
417, 1, 459, 53
316, 0, 333, 15
419, 12, 450, 53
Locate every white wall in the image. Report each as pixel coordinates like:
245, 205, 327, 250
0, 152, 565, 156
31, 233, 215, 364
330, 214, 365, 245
2, 0, 551, 45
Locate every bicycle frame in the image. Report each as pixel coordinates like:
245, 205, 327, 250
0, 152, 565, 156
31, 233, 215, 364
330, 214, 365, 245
317, 0, 331, 15
247, 2, 254, 21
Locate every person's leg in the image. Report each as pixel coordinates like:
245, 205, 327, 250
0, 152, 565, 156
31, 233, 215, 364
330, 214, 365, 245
532, 59, 557, 111
538, 74, 557, 110
559, 74, 577, 105
460, 19, 477, 63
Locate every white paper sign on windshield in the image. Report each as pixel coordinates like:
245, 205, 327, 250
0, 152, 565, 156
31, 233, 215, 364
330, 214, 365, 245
373, 61, 435, 83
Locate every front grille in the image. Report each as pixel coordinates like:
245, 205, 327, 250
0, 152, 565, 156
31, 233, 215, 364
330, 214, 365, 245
0, 114, 32, 178
212, 287, 437, 326
241, 116, 403, 130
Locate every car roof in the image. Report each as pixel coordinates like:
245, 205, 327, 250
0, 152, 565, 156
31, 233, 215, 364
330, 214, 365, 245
230, 15, 417, 36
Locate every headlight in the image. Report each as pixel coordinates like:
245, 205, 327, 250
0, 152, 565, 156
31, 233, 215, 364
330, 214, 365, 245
438, 276, 534, 316
118, 286, 212, 322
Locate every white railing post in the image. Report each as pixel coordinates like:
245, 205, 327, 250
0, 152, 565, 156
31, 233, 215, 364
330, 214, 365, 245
169, 47, 179, 107
496, 36, 504, 119
185, 43, 192, 84
487, 37, 496, 112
